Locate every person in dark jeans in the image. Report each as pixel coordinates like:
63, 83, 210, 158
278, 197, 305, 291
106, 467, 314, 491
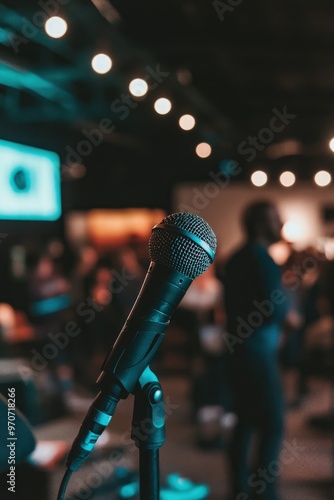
224, 201, 299, 500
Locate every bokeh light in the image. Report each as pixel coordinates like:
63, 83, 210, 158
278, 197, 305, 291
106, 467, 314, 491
314, 170, 331, 187
282, 220, 304, 243
129, 78, 148, 97
251, 170, 268, 187
279, 171, 296, 187
195, 142, 212, 158
154, 98, 172, 115
45, 16, 67, 38
179, 114, 196, 131
91, 53, 112, 74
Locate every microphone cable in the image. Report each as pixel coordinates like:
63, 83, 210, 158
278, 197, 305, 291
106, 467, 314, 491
57, 468, 72, 500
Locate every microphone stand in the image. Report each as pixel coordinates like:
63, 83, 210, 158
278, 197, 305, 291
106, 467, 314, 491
131, 367, 166, 500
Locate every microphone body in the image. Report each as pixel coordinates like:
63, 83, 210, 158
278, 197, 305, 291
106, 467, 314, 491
67, 213, 216, 471
97, 262, 192, 395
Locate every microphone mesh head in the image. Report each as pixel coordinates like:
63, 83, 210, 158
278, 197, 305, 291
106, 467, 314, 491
149, 212, 217, 279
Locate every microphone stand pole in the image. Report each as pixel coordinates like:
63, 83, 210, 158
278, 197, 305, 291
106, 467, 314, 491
131, 367, 165, 500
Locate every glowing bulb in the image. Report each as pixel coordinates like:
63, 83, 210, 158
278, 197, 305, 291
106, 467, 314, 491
195, 142, 211, 158
129, 78, 148, 97
154, 98, 172, 115
179, 114, 196, 131
282, 220, 304, 243
329, 138, 334, 152
279, 171, 295, 187
91, 54, 112, 74
251, 170, 268, 187
45, 16, 67, 38
314, 170, 331, 187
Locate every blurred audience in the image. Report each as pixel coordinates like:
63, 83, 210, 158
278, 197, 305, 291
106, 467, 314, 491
280, 247, 324, 405
0, 221, 332, 460
180, 265, 231, 448
77, 255, 124, 388
113, 245, 146, 316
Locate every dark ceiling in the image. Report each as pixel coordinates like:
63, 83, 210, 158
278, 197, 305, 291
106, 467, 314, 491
1, 0, 334, 211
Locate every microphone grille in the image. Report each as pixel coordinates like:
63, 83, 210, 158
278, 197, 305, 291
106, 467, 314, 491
149, 212, 217, 279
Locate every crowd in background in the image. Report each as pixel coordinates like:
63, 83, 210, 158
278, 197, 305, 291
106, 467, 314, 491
0, 231, 333, 439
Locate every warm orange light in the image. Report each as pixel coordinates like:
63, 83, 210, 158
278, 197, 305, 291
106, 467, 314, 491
314, 170, 331, 187
196, 142, 211, 158
251, 171, 267, 187
279, 171, 295, 187
86, 209, 166, 246
282, 220, 303, 243
179, 114, 195, 131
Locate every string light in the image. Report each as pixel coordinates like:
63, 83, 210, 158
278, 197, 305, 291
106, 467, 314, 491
91, 54, 112, 74
154, 98, 172, 115
251, 171, 268, 186
45, 16, 67, 38
314, 170, 331, 186
179, 114, 196, 131
129, 78, 148, 97
195, 142, 211, 158
279, 171, 295, 187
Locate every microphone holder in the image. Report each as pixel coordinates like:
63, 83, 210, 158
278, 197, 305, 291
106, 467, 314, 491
131, 367, 166, 500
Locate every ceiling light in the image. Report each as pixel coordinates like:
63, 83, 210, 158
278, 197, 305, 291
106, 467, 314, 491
251, 170, 268, 187
195, 142, 211, 158
91, 54, 112, 74
129, 78, 148, 97
179, 114, 196, 131
45, 16, 67, 38
154, 98, 172, 115
314, 170, 331, 187
279, 171, 295, 187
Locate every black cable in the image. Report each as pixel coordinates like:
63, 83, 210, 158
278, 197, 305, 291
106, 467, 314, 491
57, 469, 73, 500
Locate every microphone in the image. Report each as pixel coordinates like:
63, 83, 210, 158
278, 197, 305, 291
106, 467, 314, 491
66, 212, 216, 471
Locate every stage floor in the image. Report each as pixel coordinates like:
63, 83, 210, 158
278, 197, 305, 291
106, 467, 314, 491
36, 372, 333, 500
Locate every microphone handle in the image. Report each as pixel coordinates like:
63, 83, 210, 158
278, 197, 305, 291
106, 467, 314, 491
66, 263, 192, 471
97, 262, 192, 395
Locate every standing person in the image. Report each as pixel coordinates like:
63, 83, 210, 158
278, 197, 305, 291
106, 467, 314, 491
224, 201, 295, 500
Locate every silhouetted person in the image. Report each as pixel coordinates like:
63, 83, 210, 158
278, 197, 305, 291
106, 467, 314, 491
224, 201, 292, 500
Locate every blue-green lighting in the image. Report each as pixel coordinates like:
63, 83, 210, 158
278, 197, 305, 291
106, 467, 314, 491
119, 482, 139, 498
0, 139, 61, 221
31, 294, 71, 316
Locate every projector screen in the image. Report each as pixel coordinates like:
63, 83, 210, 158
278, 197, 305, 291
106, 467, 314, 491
0, 139, 61, 221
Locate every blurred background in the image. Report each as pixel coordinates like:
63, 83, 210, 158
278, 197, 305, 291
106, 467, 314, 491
0, 1, 334, 499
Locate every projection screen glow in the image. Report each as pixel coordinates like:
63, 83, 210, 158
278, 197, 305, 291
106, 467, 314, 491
0, 139, 61, 221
